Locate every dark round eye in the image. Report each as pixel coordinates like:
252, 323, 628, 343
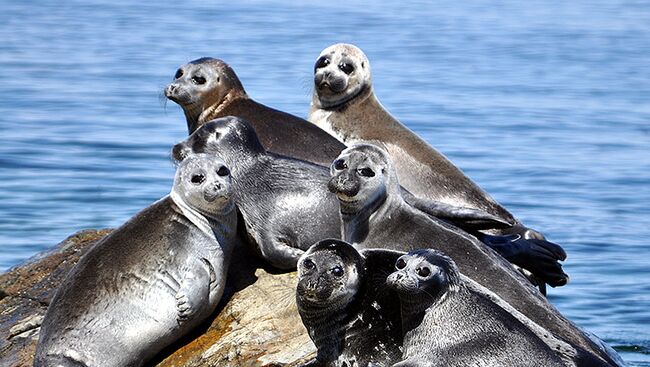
192, 75, 206, 85
303, 258, 315, 270
314, 56, 330, 71
358, 167, 375, 177
174, 68, 183, 79
190, 174, 205, 184
339, 63, 354, 74
331, 266, 344, 277
216, 166, 230, 177
417, 267, 431, 278
333, 159, 347, 170
396, 258, 407, 270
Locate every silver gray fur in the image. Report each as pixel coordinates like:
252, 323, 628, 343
172, 116, 540, 271
296, 239, 404, 367
34, 155, 239, 367
328, 143, 622, 366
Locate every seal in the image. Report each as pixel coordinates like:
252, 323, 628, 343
34, 154, 239, 367
172, 117, 529, 270
387, 249, 613, 367
308, 43, 553, 242
296, 239, 404, 367
327, 143, 621, 366
172, 116, 341, 270
165, 57, 345, 166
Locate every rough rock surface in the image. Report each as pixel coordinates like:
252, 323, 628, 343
0, 230, 315, 367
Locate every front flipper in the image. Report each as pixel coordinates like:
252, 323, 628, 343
478, 234, 569, 287
259, 234, 305, 270
403, 194, 511, 231
175, 259, 212, 324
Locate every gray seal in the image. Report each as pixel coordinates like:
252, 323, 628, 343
172, 117, 525, 270
387, 249, 613, 367
172, 116, 341, 270
165, 57, 345, 166
308, 43, 554, 243
296, 239, 404, 367
327, 143, 621, 366
34, 154, 239, 367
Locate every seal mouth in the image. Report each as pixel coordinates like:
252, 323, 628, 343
317, 83, 370, 111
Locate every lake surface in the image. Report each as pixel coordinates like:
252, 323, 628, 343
0, 0, 648, 364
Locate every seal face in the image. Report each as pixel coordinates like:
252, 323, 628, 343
172, 116, 342, 270
312, 43, 372, 110
326, 143, 620, 366
296, 239, 403, 366
34, 155, 238, 367
386, 250, 613, 367
166, 57, 345, 166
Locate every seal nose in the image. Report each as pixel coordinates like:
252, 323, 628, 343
172, 143, 191, 162
328, 173, 359, 197
165, 84, 177, 97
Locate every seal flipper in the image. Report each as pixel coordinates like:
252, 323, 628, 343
402, 193, 511, 231
175, 259, 213, 323
478, 234, 569, 288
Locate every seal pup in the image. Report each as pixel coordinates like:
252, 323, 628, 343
165, 57, 345, 166
328, 143, 621, 366
172, 117, 535, 270
308, 43, 552, 242
296, 239, 404, 367
387, 249, 614, 367
172, 116, 342, 270
34, 155, 239, 367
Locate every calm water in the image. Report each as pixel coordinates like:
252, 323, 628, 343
0, 0, 648, 364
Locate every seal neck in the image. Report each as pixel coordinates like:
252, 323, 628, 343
198, 90, 247, 124
342, 188, 404, 244
298, 285, 365, 363
169, 191, 236, 242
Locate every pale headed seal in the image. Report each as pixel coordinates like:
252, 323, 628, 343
327, 143, 620, 365
309, 43, 554, 243
165, 57, 345, 166
34, 155, 239, 367
387, 249, 615, 367
296, 239, 403, 366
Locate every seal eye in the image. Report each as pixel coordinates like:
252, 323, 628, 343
303, 259, 315, 270
331, 266, 344, 277
174, 69, 183, 79
339, 63, 354, 74
358, 167, 375, 177
190, 174, 205, 185
216, 166, 230, 177
396, 258, 407, 270
192, 76, 206, 85
417, 267, 431, 278
314, 56, 330, 71
333, 159, 347, 170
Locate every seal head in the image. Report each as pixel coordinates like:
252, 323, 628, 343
165, 58, 247, 134
313, 43, 372, 110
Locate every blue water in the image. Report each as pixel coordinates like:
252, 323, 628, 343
0, 0, 648, 364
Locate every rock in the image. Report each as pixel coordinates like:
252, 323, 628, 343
0, 230, 316, 367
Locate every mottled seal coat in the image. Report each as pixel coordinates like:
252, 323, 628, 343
308, 43, 552, 241
327, 143, 620, 366
34, 155, 239, 367
296, 239, 403, 367
387, 250, 611, 367
165, 57, 345, 166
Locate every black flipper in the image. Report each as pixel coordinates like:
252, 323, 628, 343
478, 233, 569, 287
405, 195, 512, 231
